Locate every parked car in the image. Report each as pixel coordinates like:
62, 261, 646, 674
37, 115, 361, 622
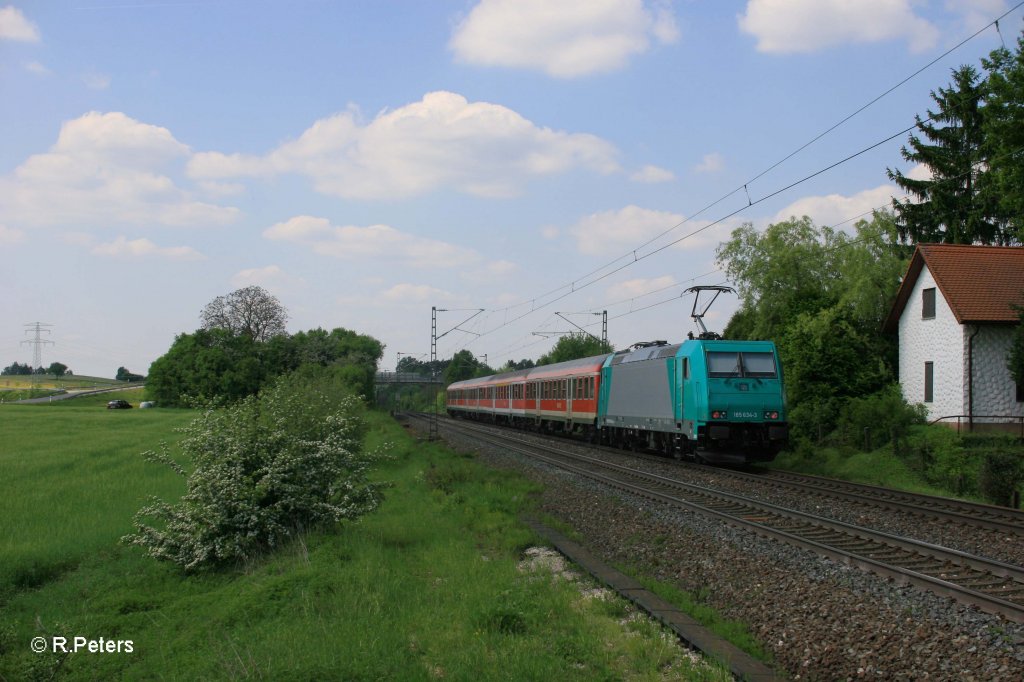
107, 399, 132, 409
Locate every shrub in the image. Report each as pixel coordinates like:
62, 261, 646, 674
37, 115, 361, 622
833, 384, 927, 451
977, 446, 1024, 506
123, 372, 385, 570
787, 397, 842, 443
898, 426, 976, 496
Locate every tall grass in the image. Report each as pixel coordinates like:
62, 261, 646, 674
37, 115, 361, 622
0, 403, 193, 597
1, 407, 731, 680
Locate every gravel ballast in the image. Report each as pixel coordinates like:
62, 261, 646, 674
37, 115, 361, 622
426, 420, 1024, 681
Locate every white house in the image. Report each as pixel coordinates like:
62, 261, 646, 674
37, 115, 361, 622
883, 244, 1024, 428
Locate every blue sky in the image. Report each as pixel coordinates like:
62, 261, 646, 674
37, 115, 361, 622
0, 0, 1015, 378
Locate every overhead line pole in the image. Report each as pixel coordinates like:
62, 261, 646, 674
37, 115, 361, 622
431, 307, 439, 441
430, 307, 484, 441
22, 322, 55, 378
553, 311, 607, 344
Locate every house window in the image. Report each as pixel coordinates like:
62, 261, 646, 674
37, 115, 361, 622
1017, 380, 1023, 403
924, 362, 934, 403
922, 288, 936, 319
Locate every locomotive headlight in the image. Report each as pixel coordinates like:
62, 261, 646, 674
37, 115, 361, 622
764, 411, 779, 420
711, 410, 726, 419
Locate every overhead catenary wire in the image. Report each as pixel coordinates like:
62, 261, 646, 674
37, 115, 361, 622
433, 5, 1023, 363
472, 4, 1022, 325
467, 136, 1024, 365
442, 139, 1020, 364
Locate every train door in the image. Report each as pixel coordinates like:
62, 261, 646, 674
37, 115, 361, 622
567, 377, 573, 419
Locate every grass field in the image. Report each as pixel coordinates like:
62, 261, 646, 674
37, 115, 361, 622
0, 402, 194, 597
0, 375, 144, 404
0, 375, 138, 390
0, 401, 734, 680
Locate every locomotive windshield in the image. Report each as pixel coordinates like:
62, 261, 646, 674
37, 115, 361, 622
706, 351, 777, 378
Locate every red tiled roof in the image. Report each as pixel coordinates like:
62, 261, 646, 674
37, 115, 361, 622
884, 244, 1024, 332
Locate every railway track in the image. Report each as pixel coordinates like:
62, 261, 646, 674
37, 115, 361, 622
423, 414, 1024, 624
687, 464, 1024, 536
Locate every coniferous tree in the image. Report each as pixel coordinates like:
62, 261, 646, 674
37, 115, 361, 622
887, 65, 1002, 244
982, 37, 1024, 244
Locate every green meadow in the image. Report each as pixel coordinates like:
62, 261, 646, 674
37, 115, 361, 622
0, 400, 733, 680
0, 402, 194, 597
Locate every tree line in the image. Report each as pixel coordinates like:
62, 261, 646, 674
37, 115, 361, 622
147, 286, 383, 407
395, 333, 612, 386
2, 362, 72, 378
718, 32, 1024, 444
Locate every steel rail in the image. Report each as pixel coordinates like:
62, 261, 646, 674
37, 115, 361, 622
747, 468, 1023, 531
679, 464, 1024, 536
434, 416, 1024, 623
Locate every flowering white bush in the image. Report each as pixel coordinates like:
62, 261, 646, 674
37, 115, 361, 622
123, 373, 383, 570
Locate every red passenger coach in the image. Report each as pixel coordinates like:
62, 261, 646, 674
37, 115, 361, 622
446, 354, 609, 438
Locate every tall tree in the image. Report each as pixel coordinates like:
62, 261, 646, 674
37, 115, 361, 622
982, 37, 1024, 244
887, 65, 1001, 244
1, 362, 33, 376
1008, 303, 1024, 390
537, 333, 613, 366
717, 216, 837, 341
444, 350, 483, 384
47, 362, 68, 379
200, 286, 288, 342
717, 212, 909, 436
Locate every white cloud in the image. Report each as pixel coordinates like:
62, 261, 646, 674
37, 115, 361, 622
738, 0, 940, 53
264, 215, 482, 268
0, 6, 40, 42
379, 283, 454, 303
693, 152, 724, 174
82, 72, 112, 91
0, 111, 241, 229
0, 224, 25, 244
485, 260, 518, 276
25, 61, 49, 75
91, 236, 205, 260
946, 0, 1009, 34
630, 164, 675, 183
230, 265, 303, 290
569, 204, 684, 255
450, 0, 679, 77
198, 180, 246, 197
606, 275, 677, 302
189, 91, 618, 200
773, 183, 898, 229
461, 258, 520, 284
906, 163, 932, 182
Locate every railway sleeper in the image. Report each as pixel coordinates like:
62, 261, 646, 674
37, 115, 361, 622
957, 576, 1012, 589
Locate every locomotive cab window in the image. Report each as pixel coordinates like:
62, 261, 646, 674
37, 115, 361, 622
743, 352, 777, 377
707, 352, 741, 378
706, 351, 777, 378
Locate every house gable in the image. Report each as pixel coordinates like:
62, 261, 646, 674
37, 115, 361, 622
897, 263, 964, 419
887, 244, 1024, 423
885, 244, 1024, 332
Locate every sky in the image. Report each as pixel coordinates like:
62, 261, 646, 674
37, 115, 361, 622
0, 0, 1017, 378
